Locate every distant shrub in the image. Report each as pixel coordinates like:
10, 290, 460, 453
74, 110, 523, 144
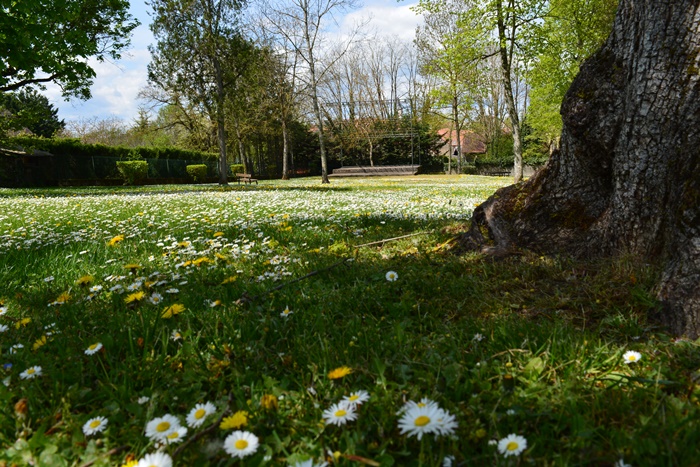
230, 163, 245, 175
116, 161, 148, 185
186, 164, 208, 183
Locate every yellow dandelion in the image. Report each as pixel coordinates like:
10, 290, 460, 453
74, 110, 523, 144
215, 252, 228, 260
75, 275, 95, 286
328, 366, 353, 380
15, 317, 31, 329
193, 257, 211, 266
260, 394, 278, 411
32, 335, 48, 350
124, 263, 141, 273
55, 291, 71, 304
124, 291, 146, 304
107, 235, 124, 246
221, 276, 237, 284
220, 411, 248, 430
161, 304, 186, 319
177, 241, 190, 248
213, 232, 224, 237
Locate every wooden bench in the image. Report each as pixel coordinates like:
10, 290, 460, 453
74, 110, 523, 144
235, 173, 258, 185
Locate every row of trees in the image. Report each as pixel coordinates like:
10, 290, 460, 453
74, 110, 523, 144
1, 0, 617, 184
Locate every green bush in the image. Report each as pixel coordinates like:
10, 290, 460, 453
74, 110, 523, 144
229, 163, 245, 175
116, 160, 148, 185
186, 164, 208, 183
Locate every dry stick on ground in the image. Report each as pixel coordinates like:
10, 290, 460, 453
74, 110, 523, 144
173, 393, 233, 459
78, 446, 130, 467
236, 230, 432, 304
236, 258, 352, 304
353, 231, 432, 248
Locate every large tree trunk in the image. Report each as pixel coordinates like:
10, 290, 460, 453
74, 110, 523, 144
460, 0, 700, 337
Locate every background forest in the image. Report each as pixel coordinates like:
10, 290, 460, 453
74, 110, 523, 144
0, 0, 617, 184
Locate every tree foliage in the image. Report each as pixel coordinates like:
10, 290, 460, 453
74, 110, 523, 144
147, 0, 249, 184
0, 0, 138, 99
526, 0, 617, 153
0, 89, 65, 137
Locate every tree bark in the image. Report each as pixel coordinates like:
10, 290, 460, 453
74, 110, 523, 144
496, 0, 523, 183
460, 0, 700, 337
281, 118, 290, 180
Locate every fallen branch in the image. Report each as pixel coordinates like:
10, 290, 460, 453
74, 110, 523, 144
78, 445, 130, 467
353, 231, 432, 248
236, 258, 351, 304
173, 393, 232, 458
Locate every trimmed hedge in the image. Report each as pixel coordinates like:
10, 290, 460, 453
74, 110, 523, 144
186, 164, 208, 183
229, 163, 245, 175
4, 136, 220, 185
116, 161, 148, 185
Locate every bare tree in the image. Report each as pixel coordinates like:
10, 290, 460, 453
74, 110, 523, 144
260, 0, 362, 183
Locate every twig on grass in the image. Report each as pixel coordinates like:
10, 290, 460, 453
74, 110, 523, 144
353, 231, 432, 248
78, 445, 130, 467
173, 393, 233, 458
235, 258, 352, 304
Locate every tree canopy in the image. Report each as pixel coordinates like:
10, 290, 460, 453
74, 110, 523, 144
0, 0, 138, 99
0, 88, 65, 137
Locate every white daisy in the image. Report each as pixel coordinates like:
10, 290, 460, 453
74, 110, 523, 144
473, 333, 485, 342
322, 402, 358, 426
280, 305, 293, 318
497, 433, 527, 457
171, 330, 183, 341
341, 390, 370, 409
385, 270, 398, 281
397, 403, 442, 440
148, 293, 164, 305
0, 306, 7, 315
442, 455, 455, 467
162, 426, 188, 444
397, 397, 439, 415
136, 452, 172, 467
224, 430, 259, 459
186, 401, 217, 428
0, 324, 8, 332
44, 276, 55, 282
145, 414, 181, 441
289, 460, 329, 467
138, 396, 151, 405
434, 407, 458, 436
84, 342, 103, 355
165, 288, 179, 294
615, 459, 632, 467
19, 365, 42, 380
82, 416, 108, 436
89, 285, 103, 293
622, 350, 642, 364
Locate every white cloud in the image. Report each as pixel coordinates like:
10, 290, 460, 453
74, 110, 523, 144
49, 23, 153, 123
341, 1, 422, 42
48, 0, 423, 124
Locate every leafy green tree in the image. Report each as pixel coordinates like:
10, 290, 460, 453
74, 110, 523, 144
147, 0, 248, 185
0, 0, 138, 99
0, 89, 65, 137
414, 0, 478, 174
526, 0, 617, 155
414, 0, 546, 182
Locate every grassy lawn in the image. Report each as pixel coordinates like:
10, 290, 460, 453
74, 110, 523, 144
0, 175, 698, 466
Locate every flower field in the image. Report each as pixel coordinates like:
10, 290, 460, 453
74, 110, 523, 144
0, 176, 699, 466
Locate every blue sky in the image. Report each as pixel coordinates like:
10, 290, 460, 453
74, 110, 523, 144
46, 0, 422, 124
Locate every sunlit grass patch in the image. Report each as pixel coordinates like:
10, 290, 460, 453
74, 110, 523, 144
0, 176, 698, 466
